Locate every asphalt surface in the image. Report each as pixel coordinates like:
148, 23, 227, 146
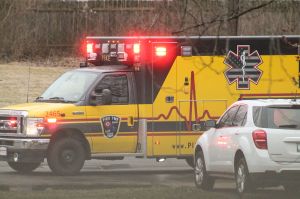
0, 158, 238, 191
0, 157, 284, 195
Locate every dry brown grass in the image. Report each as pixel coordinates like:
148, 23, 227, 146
0, 62, 72, 107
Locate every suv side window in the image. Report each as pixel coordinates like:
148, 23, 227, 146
218, 105, 239, 128
95, 74, 129, 104
233, 105, 248, 126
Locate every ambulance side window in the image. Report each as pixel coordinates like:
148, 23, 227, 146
95, 74, 129, 104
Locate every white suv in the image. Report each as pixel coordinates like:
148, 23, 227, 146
194, 99, 300, 194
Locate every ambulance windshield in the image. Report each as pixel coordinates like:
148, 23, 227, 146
37, 71, 98, 103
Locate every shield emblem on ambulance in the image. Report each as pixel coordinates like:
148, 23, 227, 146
100, 116, 121, 138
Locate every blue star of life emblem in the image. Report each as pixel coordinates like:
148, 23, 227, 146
224, 45, 263, 89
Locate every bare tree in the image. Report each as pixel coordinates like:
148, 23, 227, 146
0, 0, 299, 60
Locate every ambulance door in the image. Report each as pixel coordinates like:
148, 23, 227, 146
176, 55, 202, 156
176, 56, 228, 156
151, 42, 179, 156
85, 72, 138, 153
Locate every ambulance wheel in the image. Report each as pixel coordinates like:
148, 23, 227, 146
185, 157, 194, 168
47, 137, 85, 175
7, 161, 41, 173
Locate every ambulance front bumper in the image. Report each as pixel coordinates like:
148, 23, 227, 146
0, 137, 50, 162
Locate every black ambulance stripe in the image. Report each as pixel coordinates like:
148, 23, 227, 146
45, 121, 203, 135
148, 121, 203, 132
47, 122, 138, 134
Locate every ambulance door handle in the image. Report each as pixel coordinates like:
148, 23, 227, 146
127, 116, 134, 127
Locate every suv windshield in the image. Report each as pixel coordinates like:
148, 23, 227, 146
38, 70, 98, 103
253, 105, 300, 129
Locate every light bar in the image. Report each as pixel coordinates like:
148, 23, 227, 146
155, 47, 167, 57
87, 43, 94, 54
133, 43, 140, 54
181, 46, 192, 56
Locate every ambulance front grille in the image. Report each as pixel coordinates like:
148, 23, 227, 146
0, 116, 23, 134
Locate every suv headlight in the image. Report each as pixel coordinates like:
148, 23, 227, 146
25, 118, 44, 136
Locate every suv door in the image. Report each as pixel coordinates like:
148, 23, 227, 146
222, 104, 248, 172
208, 105, 239, 171
85, 72, 138, 153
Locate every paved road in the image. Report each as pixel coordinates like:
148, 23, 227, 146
0, 158, 237, 191
0, 158, 282, 194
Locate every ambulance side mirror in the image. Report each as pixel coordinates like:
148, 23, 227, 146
90, 89, 112, 106
194, 120, 217, 131
193, 121, 207, 131
205, 120, 217, 130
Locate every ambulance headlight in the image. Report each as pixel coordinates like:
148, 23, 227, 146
25, 118, 45, 136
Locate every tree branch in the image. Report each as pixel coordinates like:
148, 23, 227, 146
172, 0, 275, 35
227, 0, 274, 21
0, 0, 15, 27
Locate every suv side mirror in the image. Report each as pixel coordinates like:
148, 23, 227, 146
90, 89, 112, 106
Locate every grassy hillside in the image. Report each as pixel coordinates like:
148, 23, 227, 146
0, 63, 71, 107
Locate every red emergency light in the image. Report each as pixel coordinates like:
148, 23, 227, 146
155, 47, 167, 57
85, 37, 166, 69
8, 119, 17, 128
47, 118, 57, 124
87, 43, 94, 54
133, 43, 140, 54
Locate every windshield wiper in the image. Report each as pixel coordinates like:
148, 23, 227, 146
35, 96, 44, 102
43, 97, 75, 103
36, 96, 76, 103
49, 97, 65, 101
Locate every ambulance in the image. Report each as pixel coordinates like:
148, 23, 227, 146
0, 35, 299, 175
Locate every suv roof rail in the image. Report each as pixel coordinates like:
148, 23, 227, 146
238, 93, 300, 100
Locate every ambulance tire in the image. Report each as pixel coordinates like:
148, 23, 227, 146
47, 137, 85, 175
7, 161, 41, 173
